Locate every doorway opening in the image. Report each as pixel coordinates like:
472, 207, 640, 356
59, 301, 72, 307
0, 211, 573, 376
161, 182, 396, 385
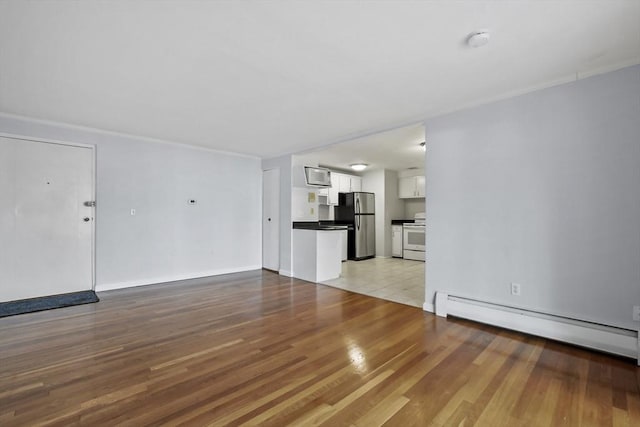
292, 123, 426, 307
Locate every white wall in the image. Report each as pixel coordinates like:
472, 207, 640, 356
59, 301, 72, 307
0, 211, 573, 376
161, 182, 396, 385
291, 187, 320, 221
290, 155, 320, 222
424, 65, 640, 330
0, 114, 262, 291
405, 199, 426, 218
262, 154, 293, 276
384, 170, 405, 254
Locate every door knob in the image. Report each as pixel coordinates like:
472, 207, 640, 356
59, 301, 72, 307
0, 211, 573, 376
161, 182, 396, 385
83, 217, 91, 222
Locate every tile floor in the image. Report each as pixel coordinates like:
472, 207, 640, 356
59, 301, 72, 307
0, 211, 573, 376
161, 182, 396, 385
321, 257, 425, 307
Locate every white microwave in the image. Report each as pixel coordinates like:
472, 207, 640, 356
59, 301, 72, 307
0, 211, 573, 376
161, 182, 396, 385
304, 166, 332, 187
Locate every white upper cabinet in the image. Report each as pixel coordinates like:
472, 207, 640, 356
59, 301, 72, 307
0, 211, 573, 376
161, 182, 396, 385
339, 174, 351, 192
321, 172, 363, 205
415, 176, 425, 197
328, 172, 340, 204
339, 174, 362, 193
350, 176, 362, 192
399, 177, 415, 198
399, 176, 425, 198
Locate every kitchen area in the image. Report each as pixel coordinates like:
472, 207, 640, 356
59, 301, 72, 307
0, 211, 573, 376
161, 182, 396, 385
290, 124, 426, 307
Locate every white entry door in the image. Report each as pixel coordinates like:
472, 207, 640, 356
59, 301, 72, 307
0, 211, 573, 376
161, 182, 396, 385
0, 136, 95, 302
262, 168, 280, 272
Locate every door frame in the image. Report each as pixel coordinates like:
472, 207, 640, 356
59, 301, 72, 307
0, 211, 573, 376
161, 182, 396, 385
262, 168, 280, 272
0, 132, 97, 291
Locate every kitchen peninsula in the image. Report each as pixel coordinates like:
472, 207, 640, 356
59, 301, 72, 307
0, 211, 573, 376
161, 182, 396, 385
292, 222, 347, 283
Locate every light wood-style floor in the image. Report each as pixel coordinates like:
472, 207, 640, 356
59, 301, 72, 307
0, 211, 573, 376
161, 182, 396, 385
1, 270, 638, 426
322, 257, 425, 308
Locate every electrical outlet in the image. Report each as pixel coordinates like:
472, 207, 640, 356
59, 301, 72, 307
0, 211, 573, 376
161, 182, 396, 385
511, 283, 521, 296
633, 306, 640, 321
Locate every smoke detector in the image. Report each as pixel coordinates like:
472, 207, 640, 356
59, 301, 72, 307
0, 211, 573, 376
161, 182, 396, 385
467, 31, 490, 48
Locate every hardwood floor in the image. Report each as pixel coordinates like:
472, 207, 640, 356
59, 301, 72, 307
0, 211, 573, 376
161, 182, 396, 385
1, 270, 638, 426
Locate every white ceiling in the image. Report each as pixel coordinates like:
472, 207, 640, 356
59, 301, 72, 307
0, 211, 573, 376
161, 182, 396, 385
1, 1, 638, 159
295, 123, 425, 172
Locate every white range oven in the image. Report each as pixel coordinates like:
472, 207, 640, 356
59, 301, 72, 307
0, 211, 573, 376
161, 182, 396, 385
403, 213, 425, 261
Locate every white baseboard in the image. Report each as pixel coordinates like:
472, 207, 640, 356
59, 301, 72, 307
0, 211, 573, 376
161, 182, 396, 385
435, 292, 639, 363
278, 269, 293, 277
422, 302, 435, 313
95, 265, 262, 292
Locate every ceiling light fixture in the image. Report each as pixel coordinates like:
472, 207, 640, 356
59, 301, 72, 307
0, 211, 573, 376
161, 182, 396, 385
420, 142, 426, 151
350, 163, 368, 171
467, 31, 490, 48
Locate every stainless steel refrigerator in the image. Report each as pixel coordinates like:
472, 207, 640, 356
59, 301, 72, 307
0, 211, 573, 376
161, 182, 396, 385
334, 192, 375, 260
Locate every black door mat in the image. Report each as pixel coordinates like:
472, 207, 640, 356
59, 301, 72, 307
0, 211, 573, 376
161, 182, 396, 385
0, 290, 99, 318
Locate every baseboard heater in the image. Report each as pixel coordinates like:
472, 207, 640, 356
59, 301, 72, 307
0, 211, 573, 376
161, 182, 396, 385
434, 292, 639, 365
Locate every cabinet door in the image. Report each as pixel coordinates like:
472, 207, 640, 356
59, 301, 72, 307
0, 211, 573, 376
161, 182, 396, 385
328, 173, 340, 204
415, 176, 425, 197
391, 225, 403, 257
350, 176, 362, 192
398, 177, 415, 198
339, 174, 351, 192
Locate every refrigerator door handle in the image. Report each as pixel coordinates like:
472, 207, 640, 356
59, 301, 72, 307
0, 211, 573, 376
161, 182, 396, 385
355, 197, 360, 215
356, 214, 360, 230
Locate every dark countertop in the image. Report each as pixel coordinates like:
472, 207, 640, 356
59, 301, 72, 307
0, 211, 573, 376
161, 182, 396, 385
392, 219, 415, 225
322, 220, 354, 229
293, 221, 349, 231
